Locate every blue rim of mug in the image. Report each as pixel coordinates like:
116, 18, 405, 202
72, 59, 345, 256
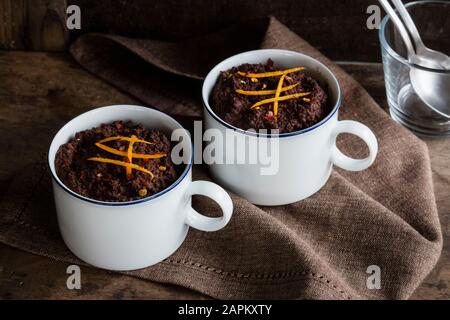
202, 49, 343, 138
379, 0, 450, 75
48, 105, 194, 207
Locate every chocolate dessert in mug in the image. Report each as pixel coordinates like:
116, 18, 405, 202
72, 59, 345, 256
48, 105, 233, 271
202, 49, 378, 205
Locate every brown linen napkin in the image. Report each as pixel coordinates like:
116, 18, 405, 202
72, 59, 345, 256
0, 17, 442, 299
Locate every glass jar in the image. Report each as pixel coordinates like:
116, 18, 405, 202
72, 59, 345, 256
379, 0, 450, 137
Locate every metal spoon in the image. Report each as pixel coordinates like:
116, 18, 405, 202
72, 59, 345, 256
379, 0, 450, 119
392, 0, 450, 69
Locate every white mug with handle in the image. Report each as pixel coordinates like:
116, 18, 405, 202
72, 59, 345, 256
202, 49, 378, 206
48, 105, 233, 271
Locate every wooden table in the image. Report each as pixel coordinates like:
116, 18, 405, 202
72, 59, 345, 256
0, 51, 448, 299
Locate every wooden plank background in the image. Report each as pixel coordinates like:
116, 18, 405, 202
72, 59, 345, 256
0, 0, 393, 61
0, 0, 68, 51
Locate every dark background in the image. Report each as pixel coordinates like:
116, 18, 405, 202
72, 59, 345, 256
0, 0, 410, 62
69, 0, 383, 62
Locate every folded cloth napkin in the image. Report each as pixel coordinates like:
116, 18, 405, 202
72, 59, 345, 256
0, 17, 442, 299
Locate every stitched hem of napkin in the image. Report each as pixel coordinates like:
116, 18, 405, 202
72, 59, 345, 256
163, 258, 352, 299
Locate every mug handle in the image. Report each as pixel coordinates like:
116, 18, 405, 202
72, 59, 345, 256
184, 181, 233, 232
331, 120, 378, 171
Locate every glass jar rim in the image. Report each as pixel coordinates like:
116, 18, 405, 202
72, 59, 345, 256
379, 0, 450, 74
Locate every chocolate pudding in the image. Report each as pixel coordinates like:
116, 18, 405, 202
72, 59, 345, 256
210, 59, 330, 133
55, 121, 179, 202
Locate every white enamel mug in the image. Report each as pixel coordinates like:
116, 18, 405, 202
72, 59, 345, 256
202, 49, 378, 206
48, 105, 233, 271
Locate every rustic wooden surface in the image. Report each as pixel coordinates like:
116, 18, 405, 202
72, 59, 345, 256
0, 0, 26, 50
0, 52, 449, 299
0, 0, 68, 51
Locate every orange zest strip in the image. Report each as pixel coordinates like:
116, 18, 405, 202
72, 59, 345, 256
95, 143, 165, 159
94, 143, 166, 159
93, 135, 167, 178
132, 153, 166, 159
126, 135, 138, 177
273, 74, 287, 120
98, 136, 153, 145
88, 157, 154, 179
235, 83, 298, 96
250, 92, 311, 109
134, 138, 152, 145
94, 143, 125, 157
237, 67, 305, 78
